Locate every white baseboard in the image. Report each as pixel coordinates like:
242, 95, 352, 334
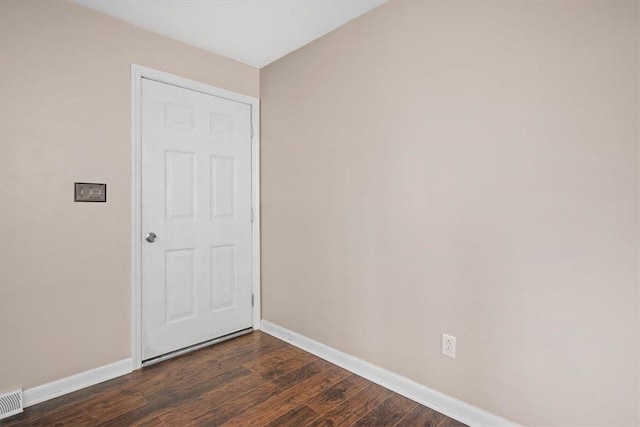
23, 358, 132, 408
260, 321, 519, 427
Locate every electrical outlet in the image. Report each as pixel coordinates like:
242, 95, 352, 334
442, 334, 456, 358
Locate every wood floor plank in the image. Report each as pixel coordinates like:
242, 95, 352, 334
158, 370, 279, 424
8, 389, 147, 427
2, 375, 136, 425
241, 344, 303, 370
353, 393, 418, 426
306, 382, 393, 427
222, 365, 349, 426
201, 342, 292, 380
270, 358, 335, 389
121, 333, 286, 410
181, 332, 288, 371
436, 416, 469, 427
103, 366, 252, 426
264, 404, 320, 427
142, 365, 251, 404
129, 416, 167, 427
121, 357, 198, 397
168, 331, 286, 375
394, 404, 447, 427
4, 332, 461, 427
186, 380, 281, 425
304, 374, 371, 414
243, 346, 315, 381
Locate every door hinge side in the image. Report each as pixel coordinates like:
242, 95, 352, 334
250, 124, 254, 140
251, 294, 254, 307
251, 207, 254, 223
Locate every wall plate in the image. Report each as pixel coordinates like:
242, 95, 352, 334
74, 182, 106, 202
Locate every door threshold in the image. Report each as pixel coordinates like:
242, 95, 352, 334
142, 327, 253, 367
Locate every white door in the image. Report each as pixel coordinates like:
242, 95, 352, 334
141, 78, 253, 361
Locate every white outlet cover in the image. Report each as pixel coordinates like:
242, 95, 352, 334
442, 333, 456, 358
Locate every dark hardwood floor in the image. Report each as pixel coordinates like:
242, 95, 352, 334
4, 332, 467, 426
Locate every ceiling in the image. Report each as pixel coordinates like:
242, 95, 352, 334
74, 0, 387, 68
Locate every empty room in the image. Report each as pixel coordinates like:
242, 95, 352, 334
0, 0, 638, 426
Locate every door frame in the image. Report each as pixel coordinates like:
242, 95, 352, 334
130, 64, 261, 370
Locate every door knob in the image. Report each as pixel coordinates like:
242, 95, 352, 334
145, 232, 158, 243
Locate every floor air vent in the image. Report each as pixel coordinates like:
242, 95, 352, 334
0, 389, 23, 420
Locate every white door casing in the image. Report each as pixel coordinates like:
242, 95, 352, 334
131, 66, 260, 366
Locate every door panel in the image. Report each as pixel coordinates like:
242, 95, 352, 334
165, 150, 195, 220
211, 155, 236, 218
210, 244, 236, 310
141, 78, 252, 361
164, 248, 196, 323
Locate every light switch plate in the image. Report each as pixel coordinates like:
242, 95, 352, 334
74, 182, 107, 202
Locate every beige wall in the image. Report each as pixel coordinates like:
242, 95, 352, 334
0, 0, 258, 393
261, 1, 639, 425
